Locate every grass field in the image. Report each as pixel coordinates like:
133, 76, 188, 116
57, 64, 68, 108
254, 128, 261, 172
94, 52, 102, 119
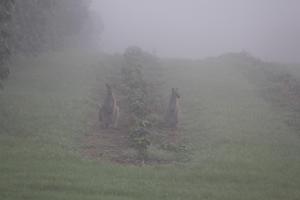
0, 50, 300, 199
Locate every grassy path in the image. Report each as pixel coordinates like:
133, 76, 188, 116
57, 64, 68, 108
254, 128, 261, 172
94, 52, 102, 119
0, 52, 299, 199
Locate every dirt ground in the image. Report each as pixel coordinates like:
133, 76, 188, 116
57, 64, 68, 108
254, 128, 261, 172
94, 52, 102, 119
81, 115, 135, 164
81, 113, 181, 165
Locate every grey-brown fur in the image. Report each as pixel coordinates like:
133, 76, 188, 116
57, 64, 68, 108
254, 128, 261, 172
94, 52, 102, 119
165, 88, 180, 129
99, 84, 119, 128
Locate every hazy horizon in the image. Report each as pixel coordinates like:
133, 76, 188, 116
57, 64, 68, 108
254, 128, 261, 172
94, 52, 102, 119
91, 0, 300, 63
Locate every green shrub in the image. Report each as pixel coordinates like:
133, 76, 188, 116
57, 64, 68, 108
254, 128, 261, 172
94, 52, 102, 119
129, 121, 151, 161
118, 46, 163, 161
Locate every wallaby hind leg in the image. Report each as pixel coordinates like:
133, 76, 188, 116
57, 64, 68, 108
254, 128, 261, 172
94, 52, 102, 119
98, 107, 103, 122
112, 106, 119, 128
101, 112, 110, 129
103, 118, 109, 129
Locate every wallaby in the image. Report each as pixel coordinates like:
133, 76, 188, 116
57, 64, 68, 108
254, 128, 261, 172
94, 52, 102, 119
165, 88, 180, 129
99, 84, 119, 128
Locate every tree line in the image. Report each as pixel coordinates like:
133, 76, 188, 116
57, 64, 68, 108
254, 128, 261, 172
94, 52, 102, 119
0, 0, 101, 87
0, 0, 14, 88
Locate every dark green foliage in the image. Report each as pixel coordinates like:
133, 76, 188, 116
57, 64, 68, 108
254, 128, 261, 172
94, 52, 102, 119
129, 123, 151, 160
0, 0, 14, 88
119, 46, 163, 161
0, 0, 14, 22
120, 47, 156, 120
0, 66, 9, 80
9, 0, 93, 54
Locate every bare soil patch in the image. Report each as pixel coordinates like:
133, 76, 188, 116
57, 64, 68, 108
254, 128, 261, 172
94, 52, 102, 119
81, 115, 183, 165
81, 112, 135, 164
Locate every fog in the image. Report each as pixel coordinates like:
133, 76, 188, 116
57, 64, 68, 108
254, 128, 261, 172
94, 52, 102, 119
92, 0, 300, 63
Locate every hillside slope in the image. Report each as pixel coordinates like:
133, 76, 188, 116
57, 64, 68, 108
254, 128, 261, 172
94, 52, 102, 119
0, 51, 299, 199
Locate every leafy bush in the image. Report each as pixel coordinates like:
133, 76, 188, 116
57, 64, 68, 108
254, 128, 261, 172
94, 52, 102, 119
129, 121, 151, 160
118, 46, 163, 161
0, 0, 14, 89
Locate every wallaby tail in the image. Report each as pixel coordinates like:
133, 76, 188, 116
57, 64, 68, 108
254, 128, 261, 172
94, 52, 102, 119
98, 105, 103, 121
112, 105, 119, 128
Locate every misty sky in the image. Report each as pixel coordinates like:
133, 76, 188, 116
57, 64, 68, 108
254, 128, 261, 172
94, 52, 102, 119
92, 0, 300, 63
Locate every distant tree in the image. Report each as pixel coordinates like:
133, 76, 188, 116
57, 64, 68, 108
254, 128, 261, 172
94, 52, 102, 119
79, 10, 103, 48
10, 0, 95, 54
0, 0, 14, 88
